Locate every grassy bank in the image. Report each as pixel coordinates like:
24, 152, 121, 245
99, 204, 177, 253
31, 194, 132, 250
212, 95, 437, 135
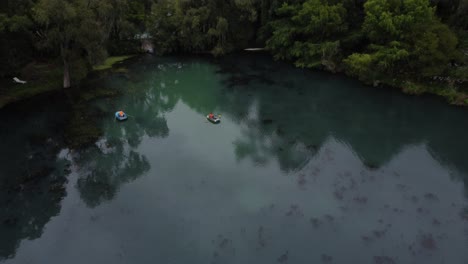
0, 56, 134, 109
1, 53, 466, 110
0, 62, 62, 109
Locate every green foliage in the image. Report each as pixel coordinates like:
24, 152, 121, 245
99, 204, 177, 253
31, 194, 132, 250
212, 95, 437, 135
410, 22, 458, 77
0, 14, 6, 32
1, 0, 467, 107
363, 0, 434, 42
402, 81, 427, 95
211, 17, 230, 56
0, 11, 34, 76
7, 15, 32, 32
147, 0, 259, 55
266, 0, 348, 71
343, 53, 374, 82
450, 66, 468, 82
264, 0, 466, 104
33, 0, 108, 61
31, 0, 137, 87
346, 0, 459, 81
0, 1, 35, 33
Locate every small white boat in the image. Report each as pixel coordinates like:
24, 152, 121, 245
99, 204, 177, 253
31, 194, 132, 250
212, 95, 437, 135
207, 115, 220, 124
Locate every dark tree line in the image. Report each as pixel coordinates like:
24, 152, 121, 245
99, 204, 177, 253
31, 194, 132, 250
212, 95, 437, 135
1, 0, 467, 98
265, 0, 467, 100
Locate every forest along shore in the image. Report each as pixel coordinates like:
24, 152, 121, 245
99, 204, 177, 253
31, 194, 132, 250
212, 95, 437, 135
0, 0, 467, 108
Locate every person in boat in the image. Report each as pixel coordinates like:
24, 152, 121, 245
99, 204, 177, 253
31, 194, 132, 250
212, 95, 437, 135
209, 113, 214, 119
119, 111, 124, 117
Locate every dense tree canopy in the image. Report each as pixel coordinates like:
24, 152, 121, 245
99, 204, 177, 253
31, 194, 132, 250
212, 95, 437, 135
147, 0, 259, 56
0, 0, 466, 97
263, 0, 466, 98
266, 0, 349, 71
344, 0, 459, 82
32, 0, 143, 87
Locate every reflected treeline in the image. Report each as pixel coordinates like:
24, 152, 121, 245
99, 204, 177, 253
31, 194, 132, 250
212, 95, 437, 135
0, 94, 70, 260
147, 54, 468, 186
88, 54, 468, 195
72, 63, 178, 207
217, 54, 468, 181
0, 58, 178, 259
74, 146, 150, 208
3, 53, 468, 260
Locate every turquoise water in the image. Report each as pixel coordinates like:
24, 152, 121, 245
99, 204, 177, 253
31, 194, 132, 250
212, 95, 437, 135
1, 54, 468, 263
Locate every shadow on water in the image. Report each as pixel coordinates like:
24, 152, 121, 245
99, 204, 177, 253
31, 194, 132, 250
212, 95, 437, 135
0, 66, 174, 258
0, 93, 70, 260
74, 147, 150, 208
72, 70, 176, 207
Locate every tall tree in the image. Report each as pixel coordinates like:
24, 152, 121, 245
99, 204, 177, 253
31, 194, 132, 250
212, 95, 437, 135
33, 0, 121, 88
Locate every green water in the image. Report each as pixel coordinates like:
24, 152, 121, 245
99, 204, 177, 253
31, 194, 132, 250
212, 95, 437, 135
1, 54, 468, 263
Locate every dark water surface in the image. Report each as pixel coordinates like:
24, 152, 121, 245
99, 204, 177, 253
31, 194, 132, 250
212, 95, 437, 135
1, 54, 468, 263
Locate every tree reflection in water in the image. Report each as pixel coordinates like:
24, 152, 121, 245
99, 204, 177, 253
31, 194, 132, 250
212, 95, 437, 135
0, 96, 70, 260
73, 65, 177, 208
1, 54, 468, 262
210, 54, 468, 186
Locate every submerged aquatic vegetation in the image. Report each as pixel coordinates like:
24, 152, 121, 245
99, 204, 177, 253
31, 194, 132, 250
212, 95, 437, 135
64, 108, 102, 149
62, 71, 123, 149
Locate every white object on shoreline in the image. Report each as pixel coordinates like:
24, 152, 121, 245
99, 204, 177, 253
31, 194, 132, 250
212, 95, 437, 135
244, 48, 265, 51
13, 77, 27, 84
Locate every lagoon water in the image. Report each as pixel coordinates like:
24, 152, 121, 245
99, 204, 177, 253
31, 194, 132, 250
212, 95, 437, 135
1, 54, 468, 263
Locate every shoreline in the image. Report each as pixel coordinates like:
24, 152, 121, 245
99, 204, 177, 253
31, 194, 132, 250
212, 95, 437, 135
1, 52, 467, 110
0, 55, 136, 109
